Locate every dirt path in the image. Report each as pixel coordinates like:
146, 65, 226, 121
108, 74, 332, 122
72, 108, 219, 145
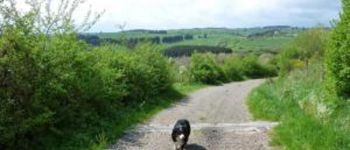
109, 79, 277, 150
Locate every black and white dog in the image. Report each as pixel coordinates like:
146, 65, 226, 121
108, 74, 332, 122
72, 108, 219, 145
171, 119, 191, 150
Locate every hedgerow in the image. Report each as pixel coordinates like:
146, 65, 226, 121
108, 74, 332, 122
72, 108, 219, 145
326, 0, 350, 98
0, 2, 172, 149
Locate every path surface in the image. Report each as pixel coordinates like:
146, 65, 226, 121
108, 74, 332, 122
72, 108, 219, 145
109, 79, 277, 150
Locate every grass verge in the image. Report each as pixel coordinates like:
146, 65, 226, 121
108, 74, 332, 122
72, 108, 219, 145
247, 63, 350, 149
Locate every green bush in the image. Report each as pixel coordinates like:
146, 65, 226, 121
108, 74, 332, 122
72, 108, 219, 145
326, 0, 350, 97
222, 55, 244, 81
0, 1, 174, 149
279, 28, 327, 76
103, 44, 173, 103
190, 53, 227, 84
0, 27, 107, 148
0, 26, 173, 149
240, 54, 276, 78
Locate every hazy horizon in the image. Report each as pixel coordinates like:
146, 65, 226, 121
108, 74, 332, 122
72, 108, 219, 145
84, 25, 328, 33
80, 0, 341, 32
17, 0, 342, 32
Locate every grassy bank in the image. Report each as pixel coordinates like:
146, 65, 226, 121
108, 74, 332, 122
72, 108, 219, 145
248, 63, 350, 149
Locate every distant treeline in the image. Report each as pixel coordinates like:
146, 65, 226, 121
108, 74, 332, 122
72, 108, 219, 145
162, 35, 184, 43
263, 25, 291, 29
164, 45, 232, 57
124, 29, 168, 34
128, 37, 161, 46
162, 34, 194, 43
78, 34, 194, 47
247, 30, 280, 39
78, 34, 102, 45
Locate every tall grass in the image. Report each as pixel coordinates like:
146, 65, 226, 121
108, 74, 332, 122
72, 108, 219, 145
248, 62, 350, 149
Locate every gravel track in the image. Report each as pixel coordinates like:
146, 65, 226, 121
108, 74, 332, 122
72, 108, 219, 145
109, 79, 277, 150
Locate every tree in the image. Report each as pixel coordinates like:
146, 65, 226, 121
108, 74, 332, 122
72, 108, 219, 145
0, 0, 104, 148
0, 0, 104, 34
326, 0, 350, 97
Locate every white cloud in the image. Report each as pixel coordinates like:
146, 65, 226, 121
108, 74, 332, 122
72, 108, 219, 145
73, 0, 341, 31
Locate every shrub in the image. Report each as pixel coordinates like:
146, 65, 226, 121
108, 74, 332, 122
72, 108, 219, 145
0, 1, 174, 149
0, 27, 106, 148
326, 0, 350, 97
222, 55, 244, 81
0, 26, 172, 150
240, 54, 276, 78
190, 53, 227, 84
278, 28, 327, 76
113, 44, 173, 103
0, 32, 172, 148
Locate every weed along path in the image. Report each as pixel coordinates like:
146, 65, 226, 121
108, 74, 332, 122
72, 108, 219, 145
109, 79, 278, 150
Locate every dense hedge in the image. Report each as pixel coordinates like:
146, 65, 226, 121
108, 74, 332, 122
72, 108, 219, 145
188, 53, 276, 84
326, 0, 350, 97
278, 28, 326, 77
190, 53, 227, 84
0, 23, 172, 149
222, 55, 245, 81
222, 54, 277, 81
240, 55, 277, 78
164, 45, 232, 57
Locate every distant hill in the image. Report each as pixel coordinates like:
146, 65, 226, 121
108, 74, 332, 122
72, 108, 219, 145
80, 26, 308, 54
263, 25, 292, 29
124, 29, 168, 34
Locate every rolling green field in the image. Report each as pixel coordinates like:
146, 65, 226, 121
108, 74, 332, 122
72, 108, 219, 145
92, 27, 304, 53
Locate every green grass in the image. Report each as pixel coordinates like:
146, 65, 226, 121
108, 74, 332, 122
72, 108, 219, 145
49, 83, 207, 150
247, 62, 350, 149
168, 35, 293, 52
173, 82, 208, 94
237, 37, 291, 51
92, 27, 302, 53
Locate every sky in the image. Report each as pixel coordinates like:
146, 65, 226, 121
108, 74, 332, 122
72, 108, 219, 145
72, 0, 341, 32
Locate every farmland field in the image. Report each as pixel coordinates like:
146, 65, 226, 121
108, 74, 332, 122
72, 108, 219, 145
85, 27, 304, 54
